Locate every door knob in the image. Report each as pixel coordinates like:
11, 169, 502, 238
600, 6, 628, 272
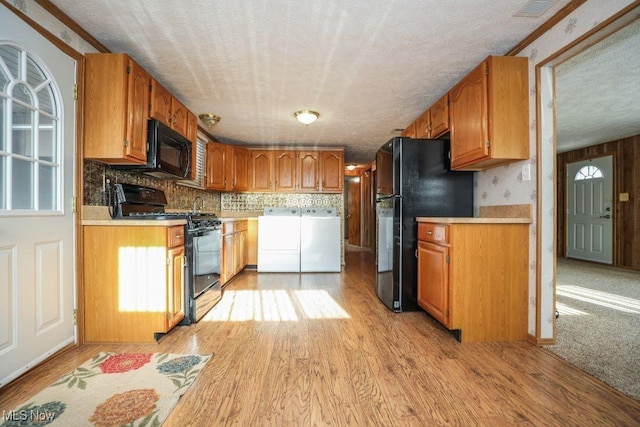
599, 214, 611, 219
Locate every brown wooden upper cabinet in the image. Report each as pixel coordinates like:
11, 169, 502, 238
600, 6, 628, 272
150, 78, 189, 137
404, 93, 448, 140
415, 110, 431, 139
206, 144, 344, 193
232, 147, 252, 191
205, 141, 231, 191
376, 149, 393, 195
274, 150, 297, 192
401, 122, 416, 138
449, 56, 528, 170
251, 150, 274, 192
298, 151, 320, 192
429, 93, 449, 138
84, 53, 149, 164
320, 150, 344, 192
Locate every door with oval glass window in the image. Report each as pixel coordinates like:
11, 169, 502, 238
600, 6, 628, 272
0, 6, 76, 386
566, 155, 613, 264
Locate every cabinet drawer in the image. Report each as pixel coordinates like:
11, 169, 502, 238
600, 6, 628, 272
167, 225, 185, 247
417, 223, 448, 244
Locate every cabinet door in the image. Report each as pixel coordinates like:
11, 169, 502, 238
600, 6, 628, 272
298, 151, 320, 192
167, 245, 185, 330
171, 98, 189, 137
233, 147, 251, 191
125, 58, 150, 162
430, 93, 449, 138
414, 110, 431, 138
205, 142, 229, 191
222, 233, 235, 285
401, 122, 417, 138
149, 79, 173, 127
375, 149, 393, 195
417, 240, 450, 327
449, 60, 489, 169
186, 111, 198, 143
274, 150, 297, 191
233, 231, 244, 274
251, 150, 273, 192
320, 151, 344, 192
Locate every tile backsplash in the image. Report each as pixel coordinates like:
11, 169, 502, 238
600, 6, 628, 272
84, 160, 344, 215
221, 192, 344, 215
83, 160, 221, 212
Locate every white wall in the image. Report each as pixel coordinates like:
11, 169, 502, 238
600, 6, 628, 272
476, 0, 636, 340
7, 0, 99, 55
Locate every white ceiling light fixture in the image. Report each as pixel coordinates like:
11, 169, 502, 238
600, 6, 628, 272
346, 164, 356, 171
198, 113, 221, 129
294, 110, 319, 125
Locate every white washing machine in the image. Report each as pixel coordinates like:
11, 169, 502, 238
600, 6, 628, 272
257, 207, 301, 272
300, 208, 341, 272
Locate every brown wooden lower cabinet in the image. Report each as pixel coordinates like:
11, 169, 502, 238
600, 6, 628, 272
417, 221, 529, 342
83, 224, 185, 343
221, 219, 253, 286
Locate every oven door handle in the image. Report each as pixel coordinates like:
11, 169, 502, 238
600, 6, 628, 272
189, 227, 221, 236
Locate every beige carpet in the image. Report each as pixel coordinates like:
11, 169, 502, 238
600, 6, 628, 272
545, 258, 640, 400
1, 352, 211, 426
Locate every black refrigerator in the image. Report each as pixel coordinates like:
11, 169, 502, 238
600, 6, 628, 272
375, 137, 473, 312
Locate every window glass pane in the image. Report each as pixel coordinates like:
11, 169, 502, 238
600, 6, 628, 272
12, 101, 33, 157
0, 45, 20, 80
0, 156, 5, 209
12, 82, 32, 105
0, 98, 5, 151
39, 114, 56, 162
12, 157, 33, 209
39, 163, 57, 210
575, 165, 604, 181
37, 85, 55, 115
26, 55, 46, 88
0, 66, 8, 92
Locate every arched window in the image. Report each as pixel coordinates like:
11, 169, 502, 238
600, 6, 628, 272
0, 43, 61, 212
574, 165, 603, 181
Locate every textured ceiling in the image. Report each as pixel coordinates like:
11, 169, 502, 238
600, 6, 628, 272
49, 0, 576, 164
555, 17, 640, 153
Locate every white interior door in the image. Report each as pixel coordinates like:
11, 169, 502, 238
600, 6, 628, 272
0, 5, 76, 386
566, 155, 613, 264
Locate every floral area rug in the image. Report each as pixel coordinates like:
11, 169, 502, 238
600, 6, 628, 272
1, 352, 211, 427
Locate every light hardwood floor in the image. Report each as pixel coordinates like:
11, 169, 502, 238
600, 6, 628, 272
1, 250, 639, 426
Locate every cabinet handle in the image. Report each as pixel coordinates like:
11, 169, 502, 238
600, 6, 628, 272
425, 231, 433, 235
415, 249, 418, 258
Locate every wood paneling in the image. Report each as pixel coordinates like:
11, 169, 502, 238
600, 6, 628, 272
557, 134, 640, 270
2, 251, 639, 425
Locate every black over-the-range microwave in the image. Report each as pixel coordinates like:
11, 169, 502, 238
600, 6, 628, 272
114, 119, 191, 179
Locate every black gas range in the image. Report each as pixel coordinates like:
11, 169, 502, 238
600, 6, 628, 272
109, 183, 222, 324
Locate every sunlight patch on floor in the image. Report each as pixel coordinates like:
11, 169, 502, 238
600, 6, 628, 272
557, 285, 640, 314
201, 289, 350, 322
555, 302, 589, 316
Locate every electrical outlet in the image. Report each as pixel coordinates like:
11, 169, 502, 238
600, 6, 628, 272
521, 164, 531, 182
